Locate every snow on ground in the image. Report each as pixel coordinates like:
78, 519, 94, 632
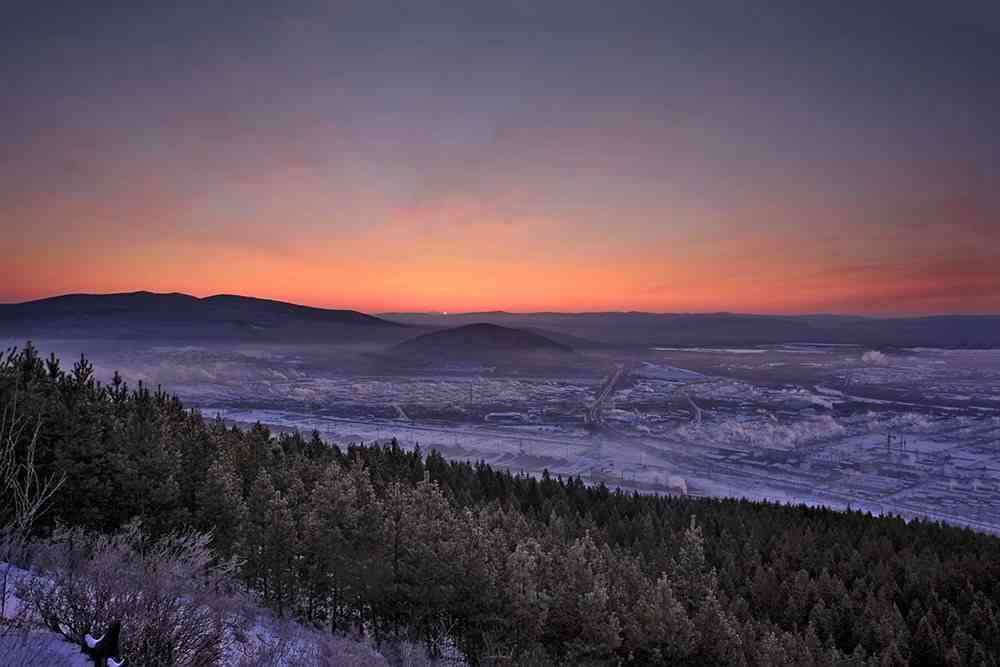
0, 633, 91, 666
635, 362, 705, 381
208, 345, 1000, 535
1, 563, 91, 666
1, 561, 391, 667
223, 609, 388, 666
652, 347, 767, 354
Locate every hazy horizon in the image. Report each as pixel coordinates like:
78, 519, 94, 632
3, 288, 1000, 319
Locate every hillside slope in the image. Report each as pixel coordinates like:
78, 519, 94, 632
0, 291, 407, 343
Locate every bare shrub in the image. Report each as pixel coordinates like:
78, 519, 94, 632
1, 391, 64, 642
20, 522, 242, 666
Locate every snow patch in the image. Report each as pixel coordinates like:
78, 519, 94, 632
636, 362, 705, 381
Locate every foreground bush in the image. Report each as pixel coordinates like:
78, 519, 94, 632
19, 523, 238, 666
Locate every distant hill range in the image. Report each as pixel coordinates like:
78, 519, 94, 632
392, 323, 573, 360
2, 292, 997, 348
0, 292, 406, 343
380, 311, 1000, 349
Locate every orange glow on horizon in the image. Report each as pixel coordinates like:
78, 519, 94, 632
4, 136, 997, 316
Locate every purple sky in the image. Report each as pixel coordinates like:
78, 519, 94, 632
3, 1, 998, 313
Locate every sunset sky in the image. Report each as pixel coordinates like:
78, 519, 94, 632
3, 1, 998, 314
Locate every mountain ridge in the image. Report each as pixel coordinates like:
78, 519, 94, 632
381, 311, 1000, 348
2, 292, 999, 348
0, 291, 406, 343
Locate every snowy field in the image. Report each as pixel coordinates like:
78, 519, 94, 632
12, 339, 1000, 534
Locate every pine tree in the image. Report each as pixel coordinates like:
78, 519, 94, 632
633, 574, 695, 662
672, 515, 718, 611
300, 461, 373, 629
195, 456, 247, 558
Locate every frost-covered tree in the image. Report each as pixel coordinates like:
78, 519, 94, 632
196, 456, 247, 558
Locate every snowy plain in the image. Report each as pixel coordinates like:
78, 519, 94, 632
9, 339, 1000, 535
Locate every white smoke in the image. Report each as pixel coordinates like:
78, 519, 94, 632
677, 414, 846, 451
862, 350, 890, 366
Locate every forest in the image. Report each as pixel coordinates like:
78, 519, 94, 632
2, 343, 1000, 666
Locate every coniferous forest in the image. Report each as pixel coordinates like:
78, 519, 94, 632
3, 344, 1000, 666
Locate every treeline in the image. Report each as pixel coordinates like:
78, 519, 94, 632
3, 344, 1000, 665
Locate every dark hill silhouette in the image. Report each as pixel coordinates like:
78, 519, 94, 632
4, 292, 998, 348
380, 311, 1000, 349
0, 291, 406, 343
393, 323, 572, 359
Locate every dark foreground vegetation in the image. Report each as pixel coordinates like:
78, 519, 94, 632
3, 344, 1000, 665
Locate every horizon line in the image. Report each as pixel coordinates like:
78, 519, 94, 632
3, 289, 999, 320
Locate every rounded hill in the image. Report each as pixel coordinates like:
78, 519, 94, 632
393, 323, 572, 359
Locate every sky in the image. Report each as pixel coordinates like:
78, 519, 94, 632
2, 1, 998, 314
